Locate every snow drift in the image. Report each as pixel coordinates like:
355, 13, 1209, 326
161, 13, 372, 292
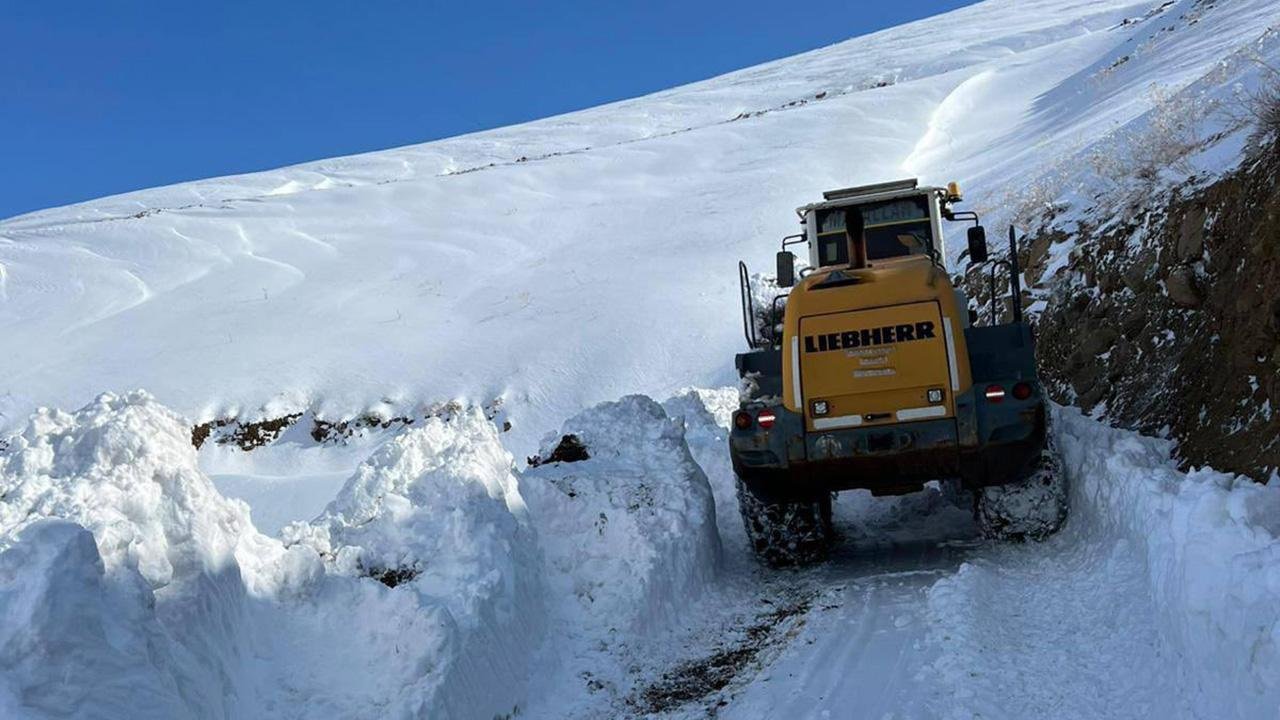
0, 391, 290, 719
522, 395, 720, 636
1055, 407, 1280, 718
0, 392, 725, 718
0, 520, 191, 719
282, 409, 545, 719
922, 407, 1280, 718
0, 394, 538, 719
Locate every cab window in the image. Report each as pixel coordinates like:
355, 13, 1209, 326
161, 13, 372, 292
815, 208, 849, 266
815, 195, 934, 266
862, 195, 933, 260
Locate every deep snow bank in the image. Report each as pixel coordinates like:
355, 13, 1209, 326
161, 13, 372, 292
0, 520, 193, 719
0, 392, 725, 718
0, 394, 542, 719
0, 391, 296, 718
918, 408, 1280, 718
0, 391, 286, 589
522, 395, 720, 636
283, 409, 545, 719
1054, 407, 1280, 717
662, 388, 739, 508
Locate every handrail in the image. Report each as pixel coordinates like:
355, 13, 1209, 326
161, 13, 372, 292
770, 294, 788, 349
1008, 226, 1024, 324
738, 261, 759, 348
986, 226, 1026, 326
989, 259, 1011, 326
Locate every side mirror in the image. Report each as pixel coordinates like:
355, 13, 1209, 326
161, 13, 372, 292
967, 226, 989, 264
776, 251, 796, 288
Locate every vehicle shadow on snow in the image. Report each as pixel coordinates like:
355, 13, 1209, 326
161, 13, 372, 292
823, 483, 981, 576
631, 483, 980, 717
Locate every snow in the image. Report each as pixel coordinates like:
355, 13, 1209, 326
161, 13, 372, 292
521, 395, 720, 637
0, 392, 294, 718
3, 0, 1277, 458
0, 391, 283, 592
281, 409, 546, 719
0, 393, 540, 718
0, 520, 191, 719
3, 392, 1280, 718
1055, 406, 1280, 718
693, 406, 1280, 720
2, 0, 1280, 717
0, 391, 728, 719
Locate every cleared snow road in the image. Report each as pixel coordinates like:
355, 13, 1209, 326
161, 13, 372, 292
718, 533, 975, 720
178, 390, 1269, 720
641, 496, 1184, 720
530, 411, 1194, 720
5, 390, 1276, 719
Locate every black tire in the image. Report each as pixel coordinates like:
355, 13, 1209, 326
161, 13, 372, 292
975, 436, 1068, 542
736, 474, 833, 567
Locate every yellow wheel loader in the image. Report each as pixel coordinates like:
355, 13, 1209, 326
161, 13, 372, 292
732, 179, 1067, 566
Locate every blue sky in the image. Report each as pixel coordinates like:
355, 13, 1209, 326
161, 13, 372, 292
2, 1, 976, 219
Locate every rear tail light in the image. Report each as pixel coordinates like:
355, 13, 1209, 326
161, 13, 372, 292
733, 411, 753, 430
985, 384, 1006, 403
756, 410, 777, 429
1012, 382, 1033, 400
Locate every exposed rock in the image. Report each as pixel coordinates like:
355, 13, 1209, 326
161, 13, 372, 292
1024, 231, 1064, 283
526, 434, 590, 467
1070, 363, 1103, 398
191, 400, 506, 451
1109, 338, 1137, 375
1177, 206, 1206, 261
192, 415, 299, 451
1164, 267, 1202, 308
1081, 327, 1119, 357
1121, 250, 1156, 291
1120, 309, 1148, 340
1077, 384, 1108, 412
986, 140, 1280, 480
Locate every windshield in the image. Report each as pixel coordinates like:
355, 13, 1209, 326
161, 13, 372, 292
815, 195, 935, 266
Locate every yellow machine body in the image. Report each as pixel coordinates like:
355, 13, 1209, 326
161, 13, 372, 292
781, 255, 974, 432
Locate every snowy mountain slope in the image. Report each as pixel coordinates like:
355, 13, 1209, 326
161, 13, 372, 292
5, 5, 1280, 714
3, 0, 1276, 456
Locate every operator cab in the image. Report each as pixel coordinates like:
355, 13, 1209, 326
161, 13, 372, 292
800, 178, 956, 272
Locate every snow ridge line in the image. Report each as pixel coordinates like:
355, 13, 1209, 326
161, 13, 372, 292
0, 84, 871, 236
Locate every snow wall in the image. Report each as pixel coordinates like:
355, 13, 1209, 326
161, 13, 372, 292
1055, 406, 1280, 718
0, 391, 719, 719
3, 390, 1276, 717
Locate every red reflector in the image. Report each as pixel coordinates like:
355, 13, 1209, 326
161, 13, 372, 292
734, 411, 753, 430
756, 410, 777, 429
1013, 382, 1033, 400
985, 384, 1006, 402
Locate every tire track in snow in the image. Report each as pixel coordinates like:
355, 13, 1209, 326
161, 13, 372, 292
628, 435, 1190, 720
921, 533, 1185, 719
706, 529, 977, 720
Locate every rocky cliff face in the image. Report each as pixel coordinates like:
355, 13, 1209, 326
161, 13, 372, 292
973, 141, 1279, 481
